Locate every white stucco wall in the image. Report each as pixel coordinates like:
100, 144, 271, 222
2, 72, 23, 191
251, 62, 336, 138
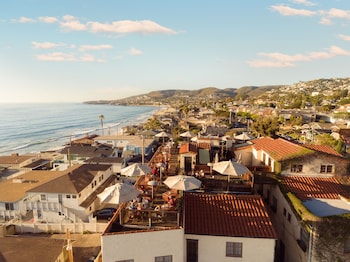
102, 228, 184, 262
263, 184, 308, 262
185, 234, 276, 262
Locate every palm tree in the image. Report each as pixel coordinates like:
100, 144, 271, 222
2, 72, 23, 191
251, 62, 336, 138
99, 114, 105, 135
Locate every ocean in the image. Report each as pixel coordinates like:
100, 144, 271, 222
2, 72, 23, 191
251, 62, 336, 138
0, 103, 159, 156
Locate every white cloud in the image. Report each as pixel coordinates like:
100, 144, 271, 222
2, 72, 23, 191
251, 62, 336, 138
36, 52, 76, 61
326, 8, 350, 20
129, 48, 142, 56
17, 17, 36, 23
38, 16, 58, 24
87, 19, 176, 34
319, 17, 333, 25
270, 5, 316, 16
339, 34, 350, 41
60, 15, 87, 31
79, 44, 113, 52
247, 46, 350, 68
289, 0, 316, 6
32, 41, 64, 49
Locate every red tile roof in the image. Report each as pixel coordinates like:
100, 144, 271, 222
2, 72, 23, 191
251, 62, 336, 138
184, 193, 277, 239
281, 176, 350, 200
251, 137, 314, 161
303, 144, 343, 157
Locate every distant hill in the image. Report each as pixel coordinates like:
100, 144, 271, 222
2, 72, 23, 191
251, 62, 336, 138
84, 85, 283, 105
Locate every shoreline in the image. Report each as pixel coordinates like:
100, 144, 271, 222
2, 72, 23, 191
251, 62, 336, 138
0, 104, 163, 156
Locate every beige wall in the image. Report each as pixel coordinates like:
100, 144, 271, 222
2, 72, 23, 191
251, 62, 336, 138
263, 184, 308, 262
102, 228, 184, 262
185, 234, 276, 262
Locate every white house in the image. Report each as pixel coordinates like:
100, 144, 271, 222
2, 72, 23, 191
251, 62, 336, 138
25, 164, 114, 223
100, 192, 277, 262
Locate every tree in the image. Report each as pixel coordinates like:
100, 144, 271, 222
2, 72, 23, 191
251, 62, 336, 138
251, 116, 280, 138
99, 114, 105, 135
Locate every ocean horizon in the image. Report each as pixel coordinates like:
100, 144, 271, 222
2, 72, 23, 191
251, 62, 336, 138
0, 103, 159, 156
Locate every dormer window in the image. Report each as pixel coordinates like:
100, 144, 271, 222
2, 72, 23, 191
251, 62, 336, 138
291, 164, 303, 173
320, 165, 333, 173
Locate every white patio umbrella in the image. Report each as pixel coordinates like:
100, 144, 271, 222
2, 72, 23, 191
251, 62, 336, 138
97, 183, 141, 204
234, 132, 253, 141
213, 160, 249, 177
121, 163, 152, 177
164, 175, 202, 191
180, 131, 196, 138
155, 131, 169, 144
213, 160, 249, 191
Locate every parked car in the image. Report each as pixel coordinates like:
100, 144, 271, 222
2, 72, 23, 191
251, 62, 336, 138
93, 208, 116, 220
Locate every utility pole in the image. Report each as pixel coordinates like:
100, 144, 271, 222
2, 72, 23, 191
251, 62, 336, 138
141, 135, 145, 165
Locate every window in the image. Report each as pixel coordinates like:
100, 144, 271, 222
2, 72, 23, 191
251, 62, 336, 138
271, 196, 277, 213
291, 164, 303, 173
320, 165, 333, 173
226, 242, 242, 257
40, 194, 47, 201
287, 213, 291, 222
187, 239, 198, 262
283, 208, 286, 217
155, 255, 172, 262
66, 195, 71, 199
72, 195, 77, 199
5, 203, 14, 210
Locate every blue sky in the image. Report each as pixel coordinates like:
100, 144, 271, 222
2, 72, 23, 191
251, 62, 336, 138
1, 0, 350, 103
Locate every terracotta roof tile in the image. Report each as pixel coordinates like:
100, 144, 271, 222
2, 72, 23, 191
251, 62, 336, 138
303, 144, 343, 157
251, 137, 314, 161
281, 176, 350, 200
184, 193, 277, 239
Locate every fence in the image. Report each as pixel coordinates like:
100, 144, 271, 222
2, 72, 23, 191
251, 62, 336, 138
12, 222, 108, 234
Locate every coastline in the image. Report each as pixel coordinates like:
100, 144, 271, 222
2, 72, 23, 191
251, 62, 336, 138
0, 103, 162, 156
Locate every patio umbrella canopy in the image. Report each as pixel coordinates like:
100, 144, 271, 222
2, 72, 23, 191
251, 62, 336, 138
180, 131, 196, 138
121, 163, 152, 177
97, 183, 141, 204
234, 132, 253, 141
155, 131, 169, 138
213, 160, 249, 177
164, 175, 202, 191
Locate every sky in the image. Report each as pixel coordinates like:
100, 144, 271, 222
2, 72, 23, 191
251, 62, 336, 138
1, 0, 350, 103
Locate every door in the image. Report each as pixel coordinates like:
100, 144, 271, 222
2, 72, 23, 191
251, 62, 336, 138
185, 157, 192, 173
186, 239, 198, 262
58, 194, 62, 204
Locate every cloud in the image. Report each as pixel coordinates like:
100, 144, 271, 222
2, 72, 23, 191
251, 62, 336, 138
289, 0, 316, 6
129, 48, 142, 55
339, 34, 350, 41
38, 16, 58, 24
60, 15, 87, 31
271, 4, 350, 25
32, 41, 64, 49
36, 52, 77, 61
87, 19, 176, 34
247, 46, 350, 68
17, 17, 36, 23
326, 8, 350, 20
270, 5, 316, 16
79, 44, 113, 51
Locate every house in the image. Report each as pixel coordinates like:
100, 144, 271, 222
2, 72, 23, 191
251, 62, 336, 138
184, 193, 277, 262
100, 191, 277, 262
93, 135, 155, 159
0, 169, 67, 221
235, 137, 349, 177
236, 137, 350, 262
85, 156, 125, 174
59, 143, 117, 166
25, 164, 114, 223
